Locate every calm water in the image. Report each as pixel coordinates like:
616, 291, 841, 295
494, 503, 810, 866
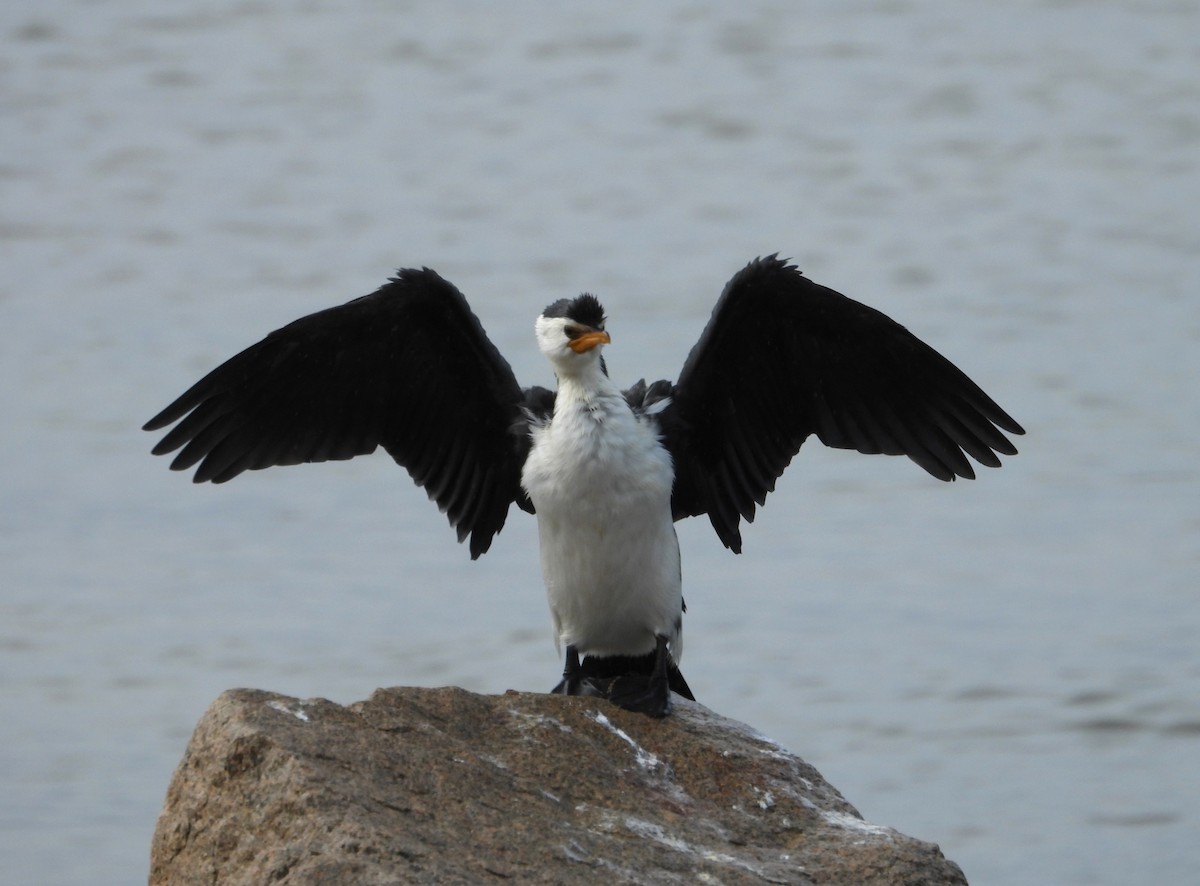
4, 2, 1198, 883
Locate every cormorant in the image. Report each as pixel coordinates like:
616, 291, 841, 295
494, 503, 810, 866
144, 255, 1023, 716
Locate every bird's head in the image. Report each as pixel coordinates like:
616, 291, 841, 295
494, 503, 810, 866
535, 293, 610, 376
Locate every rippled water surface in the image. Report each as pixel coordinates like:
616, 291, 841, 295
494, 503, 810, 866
4, 2, 1199, 883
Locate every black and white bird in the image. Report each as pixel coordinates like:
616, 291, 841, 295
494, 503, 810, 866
144, 255, 1023, 717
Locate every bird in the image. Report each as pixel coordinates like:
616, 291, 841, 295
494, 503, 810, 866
143, 254, 1024, 717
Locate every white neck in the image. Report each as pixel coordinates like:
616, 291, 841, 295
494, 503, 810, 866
553, 358, 616, 405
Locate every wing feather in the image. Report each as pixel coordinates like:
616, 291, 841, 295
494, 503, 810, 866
659, 255, 1024, 551
144, 268, 529, 558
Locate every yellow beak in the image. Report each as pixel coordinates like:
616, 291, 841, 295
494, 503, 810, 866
567, 330, 612, 353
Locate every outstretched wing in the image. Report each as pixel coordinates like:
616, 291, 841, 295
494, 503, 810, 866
658, 255, 1025, 553
143, 268, 530, 558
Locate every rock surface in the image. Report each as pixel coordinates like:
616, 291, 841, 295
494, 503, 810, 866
150, 686, 968, 885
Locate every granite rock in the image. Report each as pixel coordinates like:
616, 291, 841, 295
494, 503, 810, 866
150, 686, 968, 885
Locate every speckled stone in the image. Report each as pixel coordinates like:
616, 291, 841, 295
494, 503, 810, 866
150, 686, 968, 885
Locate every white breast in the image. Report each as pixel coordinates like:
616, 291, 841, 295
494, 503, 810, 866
520, 385, 683, 661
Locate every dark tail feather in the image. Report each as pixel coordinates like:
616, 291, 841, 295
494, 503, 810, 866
668, 663, 695, 701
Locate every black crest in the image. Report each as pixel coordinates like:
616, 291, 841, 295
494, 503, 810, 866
542, 293, 606, 330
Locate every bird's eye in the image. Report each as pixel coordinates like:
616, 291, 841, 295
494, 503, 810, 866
564, 325, 584, 340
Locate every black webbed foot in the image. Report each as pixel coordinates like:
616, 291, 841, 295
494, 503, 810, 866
550, 644, 609, 697
550, 637, 692, 717
607, 671, 671, 717
606, 634, 674, 717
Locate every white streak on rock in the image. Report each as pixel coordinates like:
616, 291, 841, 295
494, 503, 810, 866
592, 711, 659, 772
267, 699, 310, 722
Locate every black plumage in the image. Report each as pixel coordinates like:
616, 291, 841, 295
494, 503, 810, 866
542, 292, 606, 329
144, 267, 531, 558
145, 255, 1023, 561
659, 256, 1023, 551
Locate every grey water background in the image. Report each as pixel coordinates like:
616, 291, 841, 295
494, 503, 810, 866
3, 2, 1198, 883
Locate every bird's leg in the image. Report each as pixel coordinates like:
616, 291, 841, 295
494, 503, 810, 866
608, 634, 674, 718
551, 645, 582, 694
550, 645, 606, 697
